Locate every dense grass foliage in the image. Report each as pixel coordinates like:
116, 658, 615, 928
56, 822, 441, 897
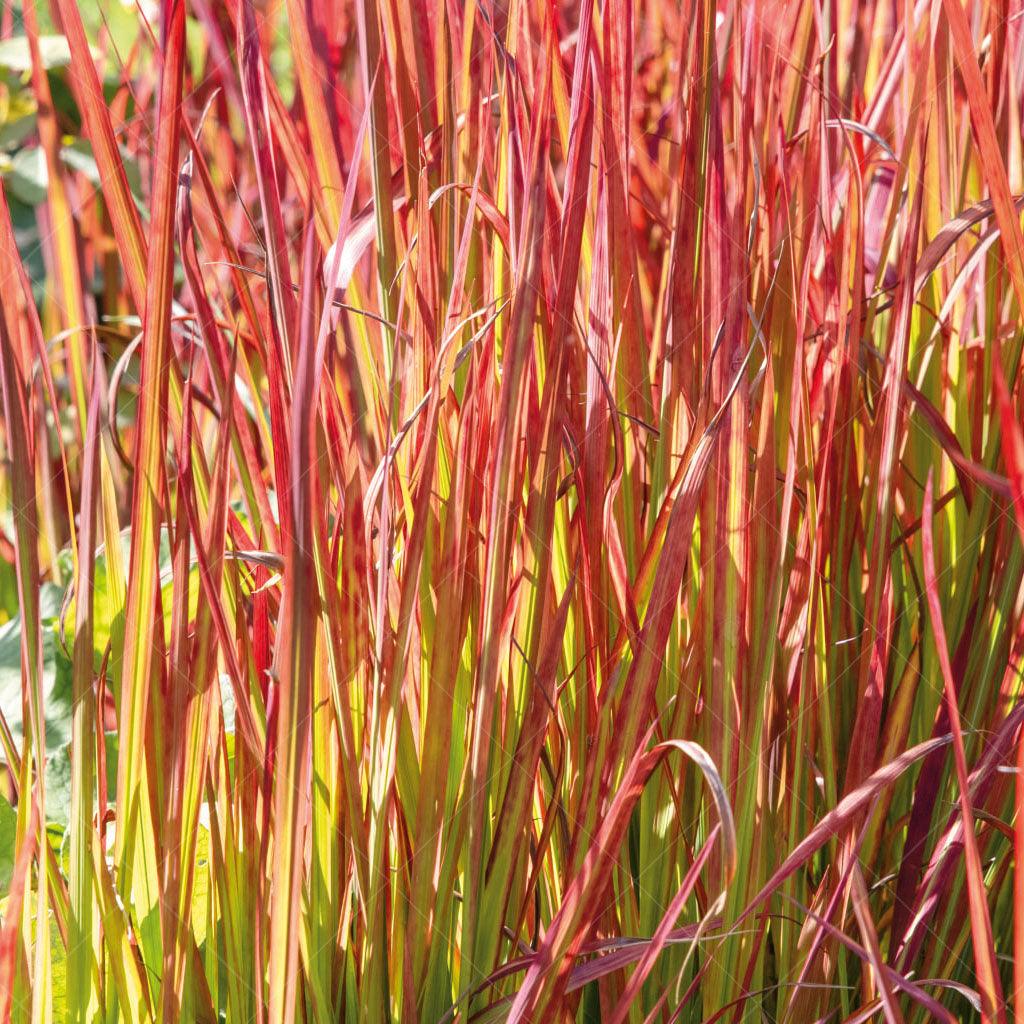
1, 0, 1024, 1020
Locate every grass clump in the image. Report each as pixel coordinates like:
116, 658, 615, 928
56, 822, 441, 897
1, 0, 1024, 1021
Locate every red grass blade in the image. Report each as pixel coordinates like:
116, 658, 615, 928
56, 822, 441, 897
922, 475, 1006, 1024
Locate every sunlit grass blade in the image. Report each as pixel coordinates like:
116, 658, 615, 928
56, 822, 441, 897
0, 2, 1023, 1021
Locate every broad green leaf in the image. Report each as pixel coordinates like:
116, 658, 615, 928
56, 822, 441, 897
2, 145, 47, 206
0, 35, 73, 73
0, 792, 16, 892
0, 582, 69, 757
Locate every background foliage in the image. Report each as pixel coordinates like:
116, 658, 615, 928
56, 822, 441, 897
1, 0, 1024, 1021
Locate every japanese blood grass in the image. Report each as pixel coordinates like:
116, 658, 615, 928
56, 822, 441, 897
1, 0, 1024, 1022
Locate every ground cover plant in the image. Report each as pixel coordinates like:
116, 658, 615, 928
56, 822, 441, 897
1, 0, 1024, 1020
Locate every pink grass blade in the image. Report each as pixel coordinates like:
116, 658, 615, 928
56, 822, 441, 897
920, 475, 1006, 1024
